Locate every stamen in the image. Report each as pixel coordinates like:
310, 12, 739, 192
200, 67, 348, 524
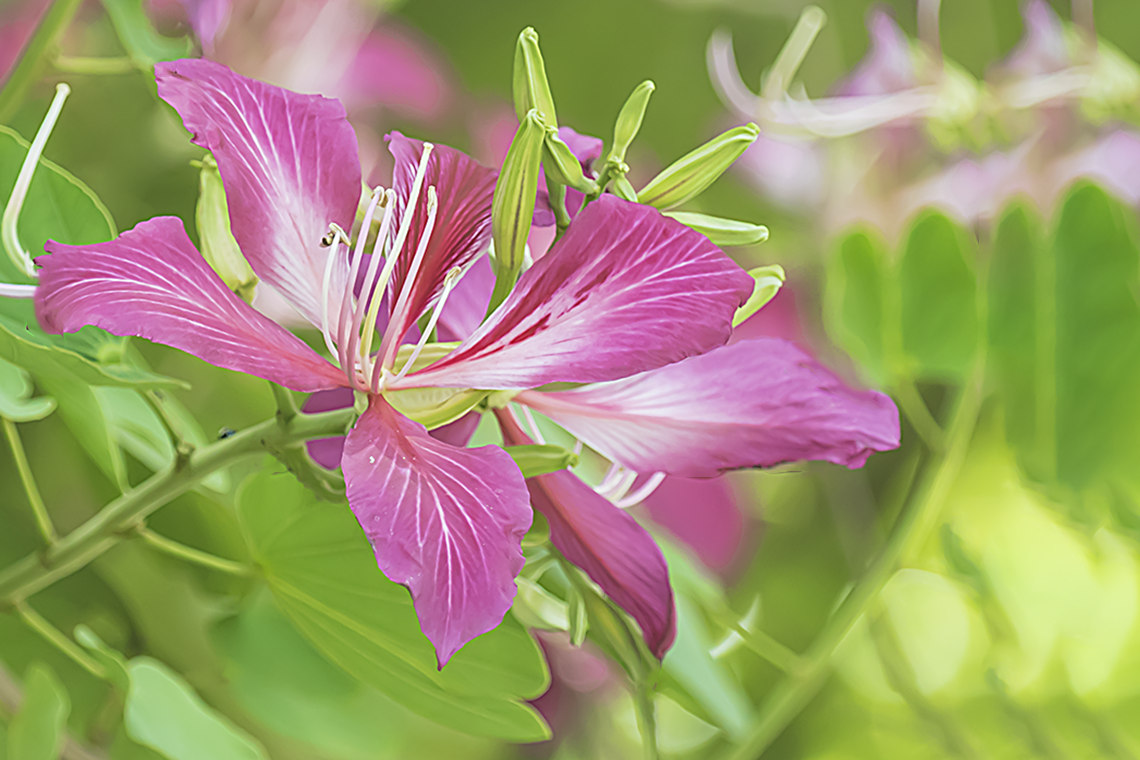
358, 143, 435, 379
2, 83, 70, 280
347, 190, 396, 388
602, 469, 639, 502
519, 404, 546, 445
390, 265, 461, 386
613, 472, 666, 509
0, 283, 37, 298
572, 439, 583, 457
374, 184, 438, 384
336, 186, 384, 372
597, 463, 626, 494
760, 6, 826, 105
319, 223, 350, 361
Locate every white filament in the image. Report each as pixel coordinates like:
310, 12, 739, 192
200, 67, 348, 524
390, 265, 461, 386
613, 472, 667, 509
346, 190, 396, 388
319, 223, 350, 361
520, 405, 546, 445
336, 185, 384, 371
3, 83, 70, 280
0, 283, 37, 298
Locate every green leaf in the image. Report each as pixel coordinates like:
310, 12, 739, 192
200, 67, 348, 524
74, 625, 131, 691
0, 124, 115, 281
987, 203, 1046, 476
235, 469, 551, 741
0, 357, 54, 421
124, 658, 268, 760
1052, 183, 1140, 489
38, 372, 128, 490
7, 662, 69, 760
898, 211, 978, 380
101, 0, 193, 68
825, 229, 889, 384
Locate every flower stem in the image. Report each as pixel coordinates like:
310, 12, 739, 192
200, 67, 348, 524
633, 681, 659, 760
53, 55, 134, 75
14, 601, 107, 680
893, 377, 946, 453
0, 406, 355, 606
134, 526, 252, 577
2, 417, 56, 545
720, 361, 984, 760
723, 619, 805, 675
0, 0, 83, 123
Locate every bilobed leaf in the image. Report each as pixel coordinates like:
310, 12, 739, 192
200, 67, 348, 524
124, 658, 268, 760
1052, 183, 1140, 489
898, 211, 978, 380
235, 469, 551, 742
0, 357, 54, 421
7, 663, 69, 760
825, 229, 889, 384
101, 0, 193, 67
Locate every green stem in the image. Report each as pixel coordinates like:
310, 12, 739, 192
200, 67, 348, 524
14, 601, 107, 680
0, 0, 84, 123
893, 377, 946, 453
724, 620, 805, 675
135, 526, 252, 577
53, 55, 135, 75
0, 407, 355, 605
720, 362, 985, 760
633, 681, 659, 760
2, 417, 57, 545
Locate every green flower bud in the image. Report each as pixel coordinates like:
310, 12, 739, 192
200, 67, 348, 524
504, 443, 580, 478
733, 264, 785, 327
513, 576, 570, 631
196, 154, 257, 302
665, 211, 769, 247
637, 123, 760, 210
568, 585, 589, 647
489, 109, 546, 313
609, 80, 654, 165
543, 131, 597, 194
611, 175, 639, 202
512, 27, 558, 127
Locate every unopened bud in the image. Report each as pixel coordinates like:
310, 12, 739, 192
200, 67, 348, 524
637, 123, 760, 210
513, 27, 558, 127
733, 264, 785, 327
196, 154, 257, 302
665, 211, 769, 247
611, 175, 639, 202
489, 110, 546, 313
610, 80, 654, 164
543, 131, 597, 194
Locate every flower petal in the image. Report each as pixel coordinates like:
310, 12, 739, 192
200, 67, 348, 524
339, 24, 453, 119
404, 196, 754, 390
156, 58, 361, 327
834, 9, 917, 97
384, 133, 497, 347
642, 476, 750, 573
36, 217, 346, 392
435, 255, 494, 342
519, 338, 900, 477
342, 397, 532, 667
498, 410, 676, 658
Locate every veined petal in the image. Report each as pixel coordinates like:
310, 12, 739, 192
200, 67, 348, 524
156, 58, 361, 327
403, 196, 754, 390
519, 338, 900, 478
342, 397, 531, 667
385, 133, 497, 346
36, 217, 347, 392
498, 411, 676, 658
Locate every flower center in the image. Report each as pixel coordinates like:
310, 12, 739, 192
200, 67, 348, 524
316, 143, 462, 394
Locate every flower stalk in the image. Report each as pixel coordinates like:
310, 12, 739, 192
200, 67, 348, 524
2, 418, 56, 546
134, 526, 253, 577
0, 405, 356, 606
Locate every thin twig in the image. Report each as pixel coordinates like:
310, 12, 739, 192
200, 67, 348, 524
2, 417, 57, 545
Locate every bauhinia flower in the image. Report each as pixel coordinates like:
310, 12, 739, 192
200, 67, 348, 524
32, 59, 762, 665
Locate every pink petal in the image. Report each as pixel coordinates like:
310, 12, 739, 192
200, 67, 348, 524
302, 387, 356, 468
435, 255, 494, 342
427, 410, 483, 448
384, 133, 497, 347
36, 218, 347, 392
834, 9, 916, 97
338, 24, 452, 119
404, 196, 755, 390
642, 476, 748, 573
156, 58, 361, 327
499, 410, 676, 659
519, 338, 900, 478
342, 397, 532, 667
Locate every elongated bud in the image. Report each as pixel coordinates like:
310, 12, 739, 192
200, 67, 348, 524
610, 80, 655, 164
543, 132, 597, 194
504, 443, 579, 478
637, 123, 760, 210
513, 27, 558, 127
488, 110, 546, 314
567, 586, 589, 646
665, 211, 769, 247
611, 175, 639, 202
733, 264, 785, 327
196, 154, 258, 302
